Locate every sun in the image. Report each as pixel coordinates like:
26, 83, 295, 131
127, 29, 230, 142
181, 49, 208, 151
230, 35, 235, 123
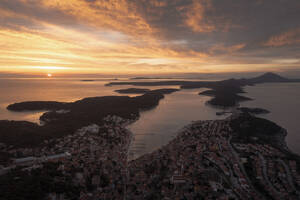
47, 73, 52, 77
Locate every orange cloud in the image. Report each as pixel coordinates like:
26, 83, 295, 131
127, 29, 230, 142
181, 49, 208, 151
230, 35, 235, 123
40, 0, 156, 38
182, 0, 215, 33
181, 0, 242, 33
209, 43, 246, 55
0, 21, 211, 74
264, 28, 300, 47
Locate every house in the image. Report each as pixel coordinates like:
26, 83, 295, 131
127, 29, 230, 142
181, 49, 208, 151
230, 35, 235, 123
171, 175, 186, 184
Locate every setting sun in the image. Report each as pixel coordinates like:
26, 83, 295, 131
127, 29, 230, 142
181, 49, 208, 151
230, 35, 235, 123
47, 73, 52, 77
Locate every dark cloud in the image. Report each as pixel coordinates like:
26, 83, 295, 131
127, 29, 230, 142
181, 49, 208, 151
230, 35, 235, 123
136, 0, 300, 48
0, 0, 78, 29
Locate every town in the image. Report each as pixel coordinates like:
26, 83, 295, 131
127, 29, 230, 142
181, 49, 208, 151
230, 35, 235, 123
127, 114, 300, 199
0, 114, 300, 199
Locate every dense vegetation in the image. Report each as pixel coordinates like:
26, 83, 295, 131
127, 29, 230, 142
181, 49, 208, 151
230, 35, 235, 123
237, 107, 270, 114
229, 113, 283, 145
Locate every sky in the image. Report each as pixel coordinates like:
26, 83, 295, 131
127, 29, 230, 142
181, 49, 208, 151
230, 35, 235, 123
0, 0, 299, 76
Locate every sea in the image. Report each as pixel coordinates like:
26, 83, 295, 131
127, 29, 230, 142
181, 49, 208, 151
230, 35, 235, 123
0, 78, 299, 158
240, 82, 300, 155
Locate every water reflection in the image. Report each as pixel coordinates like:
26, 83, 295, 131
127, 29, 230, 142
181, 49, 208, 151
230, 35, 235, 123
0, 78, 177, 122
127, 88, 228, 160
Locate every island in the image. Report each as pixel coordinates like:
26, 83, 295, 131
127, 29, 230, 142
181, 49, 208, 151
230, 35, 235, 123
114, 88, 151, 94
130, 77, 175, 80
3, 90, 169, 147
115, 88, 180, 95
107, 72, 300, 108
80, 78, 118, 82
115, 88, 180, 94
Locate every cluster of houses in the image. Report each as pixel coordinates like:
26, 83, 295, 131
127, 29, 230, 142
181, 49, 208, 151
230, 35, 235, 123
0, 116, 133, 199
233, 142, 300, 198
1, 114, 300, 199
125, 119, 300, 199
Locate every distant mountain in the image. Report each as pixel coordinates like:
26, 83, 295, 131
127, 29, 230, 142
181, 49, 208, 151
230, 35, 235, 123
130, 77, 175, 80
247, 72, 291, 83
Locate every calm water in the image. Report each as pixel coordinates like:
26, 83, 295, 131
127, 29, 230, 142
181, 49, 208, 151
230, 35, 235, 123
0, 78, 177, 123
127, 89, 228, 160
241, 83, 300, 155
0, 78, 115, 122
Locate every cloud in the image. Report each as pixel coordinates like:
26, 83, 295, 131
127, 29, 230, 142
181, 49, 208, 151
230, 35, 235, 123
0, 0, 299, 74
209, 43, 246, 55
264, 28, 300, 47
183, 0, 215, 33
40, 0, 156, 38
180, 0, 239, 33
